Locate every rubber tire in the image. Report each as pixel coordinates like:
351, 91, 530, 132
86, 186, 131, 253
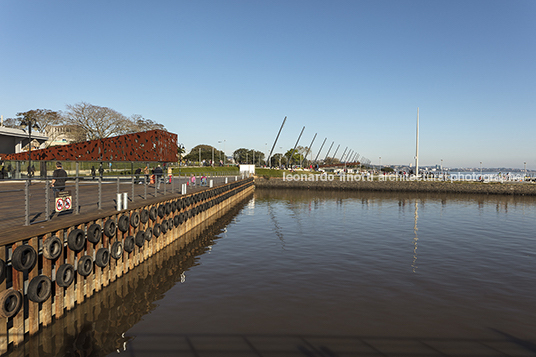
0, 289, 22, 318
43, 236, 63, 260
87, 223, 102, 243
165, 202, 171, 215
27, 275, 52, 303
174, 215, 180, 227
157, 205, 165, 218
12, 245, 37, 272
153, 223, 161, 237
140, 209, 149, 224
77, 255, 93, 276
118, 215, 130, 233
135, 231, 145, 248
56, 264, 75, 287
104, 220, 116, 238
95, 248, 110, 268
130, 211, 140, 228
110, 241, 123, 260
171, 201, 177, 212
124, 236, 135, 253
161, 220, 168, 234
67, 229, 85, 252
149, 207, 157, 221
145, 227, 153, 241
168, 218, 174, 230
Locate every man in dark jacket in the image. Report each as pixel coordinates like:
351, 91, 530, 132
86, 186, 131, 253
154, 164, 163, 189
51, 162, 67, 194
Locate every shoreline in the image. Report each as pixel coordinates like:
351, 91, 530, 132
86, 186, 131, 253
254, 177, 536, 196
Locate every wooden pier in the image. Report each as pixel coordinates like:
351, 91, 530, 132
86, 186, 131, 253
0, 177, 254, 355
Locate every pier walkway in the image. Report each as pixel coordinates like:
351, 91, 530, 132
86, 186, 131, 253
0, 175, 239, 244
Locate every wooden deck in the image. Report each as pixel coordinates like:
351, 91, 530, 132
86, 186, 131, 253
0, 176, 236, 245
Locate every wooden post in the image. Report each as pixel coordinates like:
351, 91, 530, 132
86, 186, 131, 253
28, 236, 39, 336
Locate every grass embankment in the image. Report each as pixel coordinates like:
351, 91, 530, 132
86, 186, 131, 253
171, 166, 240, 175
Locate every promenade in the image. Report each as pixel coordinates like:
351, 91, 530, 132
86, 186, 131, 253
0, 175, 235, 244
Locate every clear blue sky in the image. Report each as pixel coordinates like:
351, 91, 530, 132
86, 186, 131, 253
1, 0, 534, 168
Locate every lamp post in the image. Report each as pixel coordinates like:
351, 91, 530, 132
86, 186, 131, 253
480, 162, 483, 178
20, 117, 40, 181
379, 156, 382, 177
524, 161, 527, 180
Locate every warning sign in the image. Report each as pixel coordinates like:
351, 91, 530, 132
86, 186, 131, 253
55, 190, 72, 212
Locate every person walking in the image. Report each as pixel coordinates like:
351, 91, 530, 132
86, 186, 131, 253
91, 166, 96, 180
154, 164, 163, 189
51, 162, 68, 194
190, 173, 196, 187
144, 165, 150, 184
167, 166, 173, 184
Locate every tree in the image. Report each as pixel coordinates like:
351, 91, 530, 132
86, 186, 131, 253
64, 102, 130, 141
128, 114, 167, 132
12, 109, 65, 148
184, 144, 224, 165
233, 148, 265, 165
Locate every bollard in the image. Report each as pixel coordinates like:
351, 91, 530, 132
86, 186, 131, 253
123, 192, 128, 210
225, 177, 228, 184
117, 193, 122, 211
209, 180, 213, 188
181, 183, 187, 195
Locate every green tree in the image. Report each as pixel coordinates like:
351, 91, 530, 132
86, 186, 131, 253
233, 148, 265, 165
184, 144, 224, 165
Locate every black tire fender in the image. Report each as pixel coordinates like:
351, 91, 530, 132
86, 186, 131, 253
12, 245, 37, 272
43, 236, 63, 260
0, 289, 22, 318
140, 209, 149, 224
153, 223, 161, 237
77, 255, 93, 276
95, 248, 110, 267
28, 275, 52, 303
87, 223, 102, 244
124, 236, 135, 253
104, 219, 116, 238
174, 215, 180, 227
130, 211, 140, 228
67, 229, 85, 252
157, 205, 165, 218
0, 259, 5, 284
161, 220, 168, 234
145, 227, 153, 241
149, 207, 157, 221
110, 241, 123, 260
118, 215, 130, 233
56, 264, 75, 287
135, 231, 145, 248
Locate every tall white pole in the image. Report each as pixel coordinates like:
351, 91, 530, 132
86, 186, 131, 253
415, 107, 419, 176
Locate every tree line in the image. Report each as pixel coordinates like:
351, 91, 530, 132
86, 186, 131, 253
2, 102, 166, 146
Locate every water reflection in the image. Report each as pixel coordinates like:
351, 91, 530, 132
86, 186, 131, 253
412, 200, 419, 273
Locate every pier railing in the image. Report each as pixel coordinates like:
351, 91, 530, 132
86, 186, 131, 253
0, 173, 245, 228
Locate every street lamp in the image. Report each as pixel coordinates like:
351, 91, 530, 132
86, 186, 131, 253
524, 161, 527, 180
20, 117, 40, 180
379, 156, 382, 176
480, 162, 483, 178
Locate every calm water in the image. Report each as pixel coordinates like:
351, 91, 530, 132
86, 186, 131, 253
13, 189, 536, 356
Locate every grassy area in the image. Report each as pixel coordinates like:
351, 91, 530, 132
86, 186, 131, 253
172, 166, 240, 175
255, 168, 293, 178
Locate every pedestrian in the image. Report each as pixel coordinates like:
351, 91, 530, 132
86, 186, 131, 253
0, 165, 5, 179
144, 165, 150, 184
51, 161, 67, 194
154, 164, 163, 189
201, 175, 207, 186
135, 167, 142, 184
167, 166, 173, 184
190, 174, 196, 187
91, 166, 96, 180
98, 164, 104, 178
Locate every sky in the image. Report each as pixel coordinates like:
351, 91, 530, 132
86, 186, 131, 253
1, 0, 535, 169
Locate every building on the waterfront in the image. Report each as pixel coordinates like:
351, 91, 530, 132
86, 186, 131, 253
0, 126, 48, 154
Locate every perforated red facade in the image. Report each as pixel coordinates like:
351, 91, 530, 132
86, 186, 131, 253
0, 130, 178, 162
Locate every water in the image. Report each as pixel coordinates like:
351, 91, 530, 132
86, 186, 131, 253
12, 189, 536, 356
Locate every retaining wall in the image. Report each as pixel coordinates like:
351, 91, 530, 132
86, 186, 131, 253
0, 178, 254, 354
254, 177, 536, 196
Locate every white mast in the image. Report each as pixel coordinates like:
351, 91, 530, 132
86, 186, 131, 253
415, 107, 419, 176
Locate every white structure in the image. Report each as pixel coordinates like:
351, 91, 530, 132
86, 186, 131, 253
0, 126, 48, 154
239, 164, 255, 176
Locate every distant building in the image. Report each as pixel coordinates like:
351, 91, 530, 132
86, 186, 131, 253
44, 125, 83, 147
0, 126, 48, 154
